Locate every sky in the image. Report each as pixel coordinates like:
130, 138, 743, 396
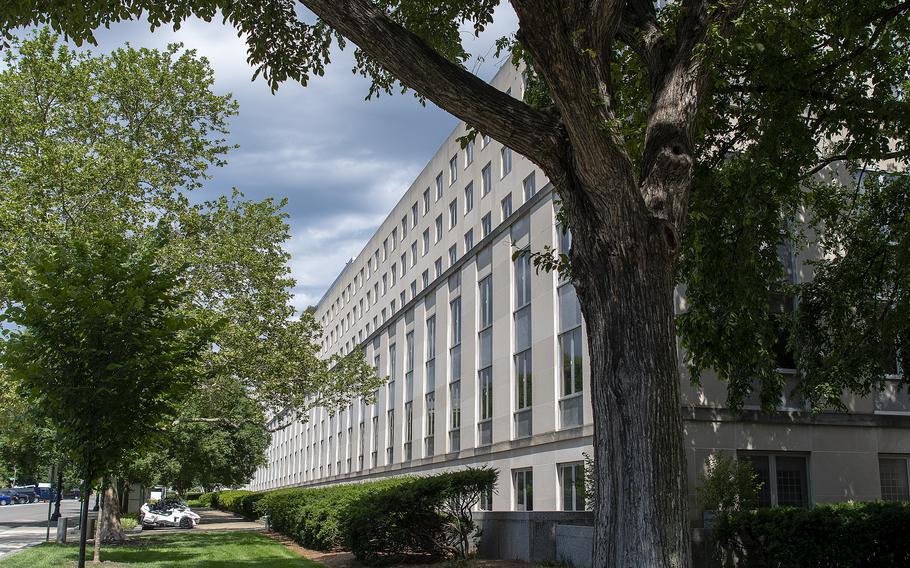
67, 6, 519, 313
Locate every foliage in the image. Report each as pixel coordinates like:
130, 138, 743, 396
346, 468, 498, 565
0, 29, 383, 429
714, 502, 910, 567
256, 481, 410, 551
165, 379, 270, 493
197, 492, 215, 507
696, 453, 761, 514
0, 230, 214, 482
212, 469, 495, 563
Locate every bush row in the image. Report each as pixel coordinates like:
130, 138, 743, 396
207, 467, 497, 565
714, 501, 910, 567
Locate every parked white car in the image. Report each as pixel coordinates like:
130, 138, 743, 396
139, 498, 200, 529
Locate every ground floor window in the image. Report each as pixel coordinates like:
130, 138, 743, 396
739, 452, 809, 507
560, 462, 586, 511
479, 486, 493, 511
513, 469, 534, 511
880, 456, 910, 501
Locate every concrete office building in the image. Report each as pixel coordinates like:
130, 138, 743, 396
248, 63, 909, 561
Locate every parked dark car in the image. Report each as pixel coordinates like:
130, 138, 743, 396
0, 490, 13, 506
10, 486, 37, 504
35, 487, 59, 502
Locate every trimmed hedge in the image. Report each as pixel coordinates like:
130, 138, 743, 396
715, 501, 910, 567
197, 492, 215, 506
260, 478, 411, 551
209, 468, 496, 565
346, 468, 497, 565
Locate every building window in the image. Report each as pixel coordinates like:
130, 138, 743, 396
435, 257, 443, 278
404, 401, 413, 461
481, 133, 491, 149
422, 269, 429, 289
410, 280, 417, 298
560, 463, 586, 511
514, 469, 533, 511
406, 331, 415, 404
464, 229, 474, 253
387, 409, 395, 464
411, 242, 418, 266
501, 193, 513, 220
464, 182, 474, 213
425, 391, 435, 457
465, 138, 474, 165
449, 297, 462, 452
449, 155, 458, 185
482, 213, 492, 238
482, 163, 492, 196
449, 380, 461, 452
401, 216, 408, 239
436, 172, 444, 200
423, 188, 430, 214
426, 315, 437, 392
523, 172, 536, 201
739, 453, 809, 508
449, 199, 458, 229
400, 254, 406, 276
371, 416, 378, 467
559, 283, 584, 428
422, 229, 430, 255
478, 275, 494, 446
479, 486, 493, 511
391, 263, 398, 286
514, 251, 532, 439
358, 420, 365, 470
392, 228, 398, 251
435, 214, 443, 242
880, 456, 910, 501
382, 238, 388, 261
501, 147, 512, 177
449, 244, 457, 267
411, 202, 418, 227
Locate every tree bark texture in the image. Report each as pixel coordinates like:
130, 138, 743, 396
92, 489, 102, 563
101, 480, 125, 543
567, 177, 689, 567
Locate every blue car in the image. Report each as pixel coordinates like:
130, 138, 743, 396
0, 490, 13, 506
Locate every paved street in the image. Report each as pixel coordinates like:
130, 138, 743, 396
0, 500, 83, 559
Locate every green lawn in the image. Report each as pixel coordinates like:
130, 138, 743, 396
0, 531, 322, 568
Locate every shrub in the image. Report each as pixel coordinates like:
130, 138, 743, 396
197, 492, 215, 506
183, 491, 203, 502
346, 467, 498, 565
260, 478, 411, 551
714, 501, 910, 567
697, 452, 762, 514
212, 489, 251, 512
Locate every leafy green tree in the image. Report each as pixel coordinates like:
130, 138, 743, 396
0, 231, 214, 566
3, 3, 909, 565
165, 379, 271, 493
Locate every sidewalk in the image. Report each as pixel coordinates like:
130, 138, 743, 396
142, 507, 263, 534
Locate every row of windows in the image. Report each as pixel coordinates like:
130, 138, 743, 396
320, 153, 539, 357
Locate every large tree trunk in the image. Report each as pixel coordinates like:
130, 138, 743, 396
101, 479, 125, 543
565, 173, 690, 567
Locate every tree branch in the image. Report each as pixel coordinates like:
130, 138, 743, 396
299, 0, 563, 169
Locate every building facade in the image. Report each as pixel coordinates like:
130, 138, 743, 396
248, 64, 910, 528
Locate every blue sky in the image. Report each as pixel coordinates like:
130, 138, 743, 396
73, 7, 518, 312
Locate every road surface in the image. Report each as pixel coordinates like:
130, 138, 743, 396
0, 500, 83, 558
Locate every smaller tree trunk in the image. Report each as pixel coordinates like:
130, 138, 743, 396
101, 480, 125, 543
92, 488, 103, 563
77, 478, 91, 568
